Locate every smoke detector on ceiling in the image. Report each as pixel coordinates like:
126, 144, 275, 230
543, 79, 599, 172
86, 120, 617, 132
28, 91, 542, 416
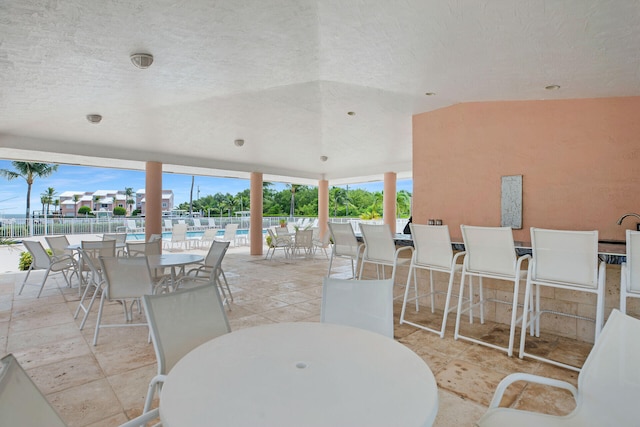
130, 53, 154, 69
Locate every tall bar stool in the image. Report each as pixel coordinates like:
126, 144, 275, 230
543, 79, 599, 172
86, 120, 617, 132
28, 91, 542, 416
455, 225, 531, 357
400, 224, 467, 338
519, 227, 606, 371
621, 230, 640, 315
358, 223, 413, 291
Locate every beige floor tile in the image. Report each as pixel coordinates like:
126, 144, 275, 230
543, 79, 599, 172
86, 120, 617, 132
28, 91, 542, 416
436, 359, 523, 407
48, 378, 123, 427
0, 246, 596, 426
27, 354, 103, 394
434, 389, 486, 427
7, 321, 81, 352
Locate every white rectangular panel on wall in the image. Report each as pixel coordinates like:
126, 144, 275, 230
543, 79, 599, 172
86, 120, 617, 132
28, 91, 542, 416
501, 175, 522, 229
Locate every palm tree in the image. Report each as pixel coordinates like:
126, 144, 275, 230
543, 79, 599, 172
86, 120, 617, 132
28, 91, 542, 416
41, 187, 56, 217
53, 198, 60, 216
124, 187, 135, 214
72, 194, 81, 218
396, 190, 412, 218
287, 184, 298, 219
93, 195, 101, 211
40, 195, 47, 217
189, 176, 195, 215
0, 162, 58, 223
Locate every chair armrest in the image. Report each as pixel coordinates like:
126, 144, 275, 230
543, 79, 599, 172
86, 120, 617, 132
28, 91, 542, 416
394, 245, 414, 261
185, 265, 210, 277
176, 275, 210, 290
117, 407, 160, 427
488, 372, 578, 409
515, 254, 531, 271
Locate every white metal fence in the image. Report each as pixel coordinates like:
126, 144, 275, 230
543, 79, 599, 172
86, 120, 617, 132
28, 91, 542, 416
0, 216, 411, 240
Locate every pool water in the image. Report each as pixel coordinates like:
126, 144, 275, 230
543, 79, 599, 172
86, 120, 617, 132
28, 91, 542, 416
126, 229, 258, 241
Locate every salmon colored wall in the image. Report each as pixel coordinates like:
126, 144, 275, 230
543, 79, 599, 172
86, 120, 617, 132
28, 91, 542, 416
412, 97, 640, 241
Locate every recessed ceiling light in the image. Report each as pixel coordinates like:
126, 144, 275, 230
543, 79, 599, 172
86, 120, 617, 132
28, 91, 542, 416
347, 111, 356, 116
86, 114, 102, 124
425, 92, 436, 96
234, 139, 245, 147
545, 84, 560, 90
130, 53, 154, 69
320, 156, 328, 162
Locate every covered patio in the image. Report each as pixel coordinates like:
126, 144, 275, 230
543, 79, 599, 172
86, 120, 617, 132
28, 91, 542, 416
0, 241, 584, 426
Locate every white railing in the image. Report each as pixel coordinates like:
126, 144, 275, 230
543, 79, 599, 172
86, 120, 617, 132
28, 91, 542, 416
0, 216, 411, 239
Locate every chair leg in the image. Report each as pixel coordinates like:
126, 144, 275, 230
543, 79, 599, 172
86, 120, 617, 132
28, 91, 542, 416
143, 374, 167, 414
18, 264, 35, 295
429, 270, 435, 313
400, 264, 414, 324
36, 267, 53, 298
92, 292, 107, 346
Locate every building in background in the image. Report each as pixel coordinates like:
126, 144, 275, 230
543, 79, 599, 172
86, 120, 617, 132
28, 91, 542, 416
58, 189, 174, 217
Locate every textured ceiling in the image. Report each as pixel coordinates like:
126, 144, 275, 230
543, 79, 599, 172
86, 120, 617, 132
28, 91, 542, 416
1, 0, 639, 185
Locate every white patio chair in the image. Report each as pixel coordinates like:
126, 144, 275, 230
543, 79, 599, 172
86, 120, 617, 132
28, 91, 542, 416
177, 241, 233, 305
215, 223, 239, 246
400, 224, 467, 338
0, 353, 67, 427
190, 218, 205, 231
321, 277, 394, 338
45, 235, 81, 286
327, 222, 364, 278
195, 228, 218, 249
93, 255, 155, 345
102, 232, 127, 256
19, 240, 77, 298
126, 219, 144, 234
265, 228, 291, 260
620, 230, 640, 316
127, 239, 167, 288
455, 225, 530, 357
519, 228, 606, 371
311, 227, 330, 259
477, 309, 640, 427
142, 283, 230, 414
163, 219, 173, 231
358, 224, 413, 293
163, 223, 189, 251
73, 240, 116, 329
291, 228, 314, 259
0, 353, 160, 427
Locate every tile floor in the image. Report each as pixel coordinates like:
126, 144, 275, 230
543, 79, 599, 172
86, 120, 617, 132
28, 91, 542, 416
0, 244, 590, 426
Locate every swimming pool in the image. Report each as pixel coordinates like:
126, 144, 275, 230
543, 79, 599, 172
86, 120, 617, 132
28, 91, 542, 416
126, 229, 258, 240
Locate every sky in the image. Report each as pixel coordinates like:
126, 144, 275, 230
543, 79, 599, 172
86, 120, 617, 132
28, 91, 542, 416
0, 160, 412, 216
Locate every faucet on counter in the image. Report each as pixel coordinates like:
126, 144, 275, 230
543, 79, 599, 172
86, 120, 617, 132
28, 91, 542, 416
616, 213, 640, 225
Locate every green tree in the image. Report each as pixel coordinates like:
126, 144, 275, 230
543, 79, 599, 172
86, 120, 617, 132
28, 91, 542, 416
396, 189, 412, 218
287, 184, 298, 219
93, 195, 101, 211
0, 162, 58, 221
78, 206, 92, 216
41, 186, 56, 216
72, 194, 81, 218
113, 206, 126, 216
124, 187, 135, 214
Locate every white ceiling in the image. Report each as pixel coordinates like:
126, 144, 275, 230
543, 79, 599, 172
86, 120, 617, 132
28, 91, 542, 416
1, 0, 639, 185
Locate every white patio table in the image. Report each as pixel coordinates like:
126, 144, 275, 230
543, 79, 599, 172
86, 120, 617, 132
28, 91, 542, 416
160, 322, 438, 427
146, 253, 204, 288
